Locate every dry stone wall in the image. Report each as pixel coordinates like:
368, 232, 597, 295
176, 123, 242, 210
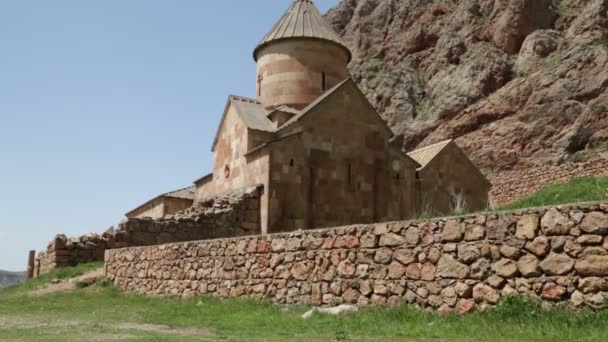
489, 158, 608, 206
35, 234, 107, 276
106, 201, 608, 314
35, 187, 261, 277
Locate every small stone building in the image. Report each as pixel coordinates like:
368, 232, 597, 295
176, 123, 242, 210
126, 186, 195, 219
408, 140, 491, 215
127, 0, 489, 234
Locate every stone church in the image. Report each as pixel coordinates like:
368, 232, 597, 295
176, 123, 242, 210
127, 0, 490, 234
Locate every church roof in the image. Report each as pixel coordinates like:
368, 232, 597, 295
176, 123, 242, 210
164, 186, 196, 200
211, 96, 275, 151
229, 96, 275, 132
211, 82, 347, 151
407, 140, 453, 169
278, 78, 351, 130
253, 0, 351, 61
408, 140, 491, 185
125, 186, 195, 217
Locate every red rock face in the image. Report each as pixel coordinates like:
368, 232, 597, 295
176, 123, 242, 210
326, 0, 608, 171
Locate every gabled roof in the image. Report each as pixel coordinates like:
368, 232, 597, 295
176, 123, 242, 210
277, 78, 394, 139
254, 0, 351, 62
211, 95, 276, 151
193, 173, 212, 186
407, 140, 453, 169
408, 139, 491, 185
230, 96, 275, 132
164, 186, 196, 200
211, 80, 354, 152
278, 78, 352, 130
125, 186, 195, 217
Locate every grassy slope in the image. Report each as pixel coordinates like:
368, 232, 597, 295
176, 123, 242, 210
416, 176, 608, 220
1, 263, 608, 341
501, 176, 608, 210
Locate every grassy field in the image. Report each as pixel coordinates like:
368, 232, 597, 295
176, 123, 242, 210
500, 176, 608, 210
1, 264, 608, 341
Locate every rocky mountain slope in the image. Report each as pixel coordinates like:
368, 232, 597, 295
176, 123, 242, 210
0, 270, 26, 289
326, 0, 608, 171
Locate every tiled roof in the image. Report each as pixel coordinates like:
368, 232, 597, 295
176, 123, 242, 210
211, 95, 276, 151
125, 186, 195, 217
230, 96, 276, 133
278, 78, 351, 130
164, 186, 195, 200
254, 0, 351, 61
407, 140, 453, 169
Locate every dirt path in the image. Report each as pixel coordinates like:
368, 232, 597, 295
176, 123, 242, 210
0, 314, 213, 341
28, 267, 105, 297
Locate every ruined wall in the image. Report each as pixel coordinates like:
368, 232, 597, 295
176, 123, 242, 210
162, 197, 195, 218
490, 158, 608, 206
126, 187, 262, 246
35, 187, 262, 277
418, 144, 491, 215
36, 234, 107, 276
106, 201, 608, 313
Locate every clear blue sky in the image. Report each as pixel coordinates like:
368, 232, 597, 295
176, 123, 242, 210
0, 0, 340, 271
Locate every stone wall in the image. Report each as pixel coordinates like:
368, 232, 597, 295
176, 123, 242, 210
106, 201, 608, 313
35, 234, 107, 276
34, 186, 262, 277
489, 158, 608, 206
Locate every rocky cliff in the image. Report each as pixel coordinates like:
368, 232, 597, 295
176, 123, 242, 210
326, 0, 608, 171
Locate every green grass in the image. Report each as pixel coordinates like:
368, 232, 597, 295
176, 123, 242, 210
1, 261, 103, 294
416, 176, 608, 221
1, 264, 608, 341
501, 176, 608, 211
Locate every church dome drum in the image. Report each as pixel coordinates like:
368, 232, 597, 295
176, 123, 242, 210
253, 0, 352, 111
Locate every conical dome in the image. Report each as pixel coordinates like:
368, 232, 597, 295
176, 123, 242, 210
253, 0, 351, 62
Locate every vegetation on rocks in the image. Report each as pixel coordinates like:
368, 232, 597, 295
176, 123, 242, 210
1, 263, 608, 341
502, 176, 608, 210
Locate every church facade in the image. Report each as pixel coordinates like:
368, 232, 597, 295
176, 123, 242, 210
127, 0, 490, 234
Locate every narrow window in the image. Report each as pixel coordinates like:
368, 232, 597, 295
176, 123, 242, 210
224, 165, 231, 179
290, 159, 294, 167
257, 75, 263, 97
347, 162, 352, 185
395, 172, 400, 184
321, 72, 327, 90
